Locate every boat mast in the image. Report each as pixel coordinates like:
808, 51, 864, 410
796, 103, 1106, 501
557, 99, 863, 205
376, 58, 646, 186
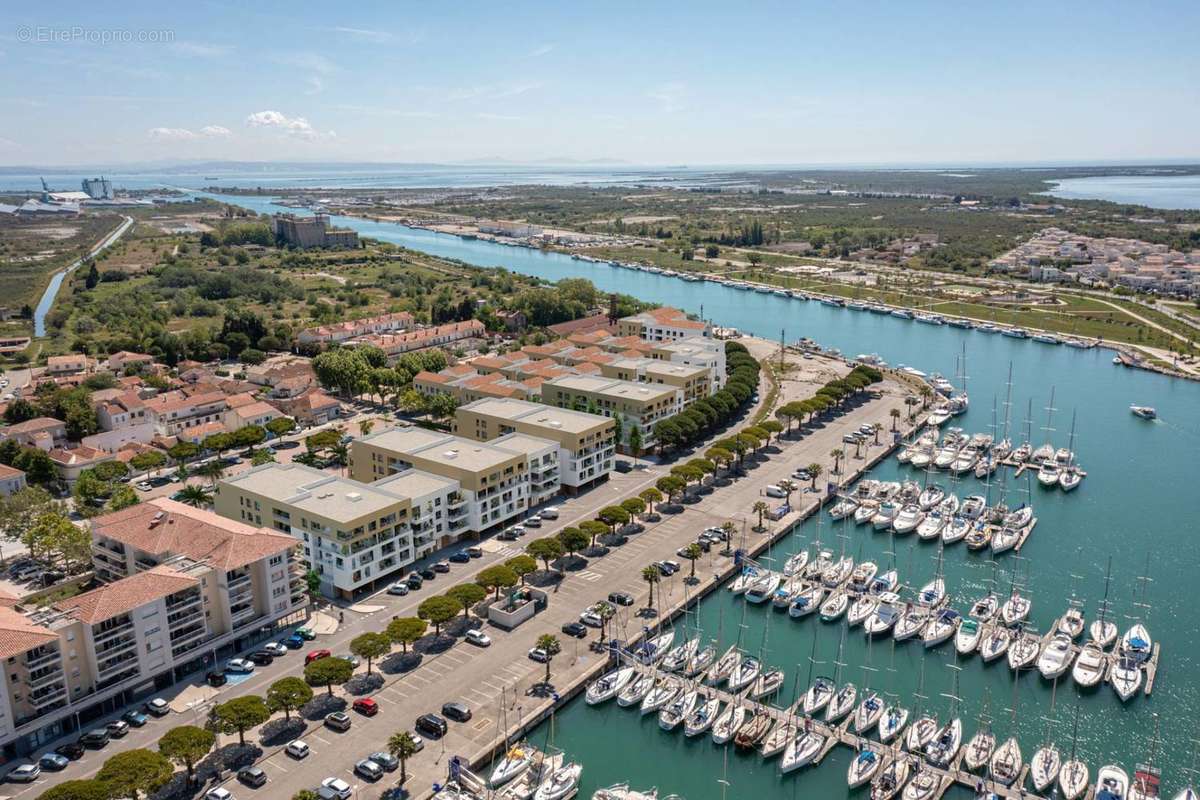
1042, 386, 1058, 451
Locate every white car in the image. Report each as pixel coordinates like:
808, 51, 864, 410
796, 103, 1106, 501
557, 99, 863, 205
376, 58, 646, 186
465, 629, 491, 647
528, 647, 550, 663
7, 764, 40, 783
225, 658, 254, 673
764, 485, 786, 498
386, 582, 409, 596
206, 789, 233, 800
579, 609, 603, 628
540, 506, 560, 519
322, 778, 352, 800
145, 697, 171, 716
285, 740, 310, 759
262, 642, 288, 657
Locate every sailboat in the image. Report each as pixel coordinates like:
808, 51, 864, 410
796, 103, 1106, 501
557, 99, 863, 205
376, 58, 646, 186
586, 666, 635, 704
1059, 410, 1085, 491
990, 666, 1023, 786
878, 636, 909, 744
904, 658, 938, 753
853, 636, 883, 734
1091, 557, 1118, 648
825, 628, 857, 723
532, 762, 582, 800
760, 671, 802, 759
963, 691, 996, 772
683, 693, 721, 737
871, 755, 912, 800
1032, 387, 1058, 465
925, 666, 963, 768
1030, 678, 1063, 794
847, 744, 884, 788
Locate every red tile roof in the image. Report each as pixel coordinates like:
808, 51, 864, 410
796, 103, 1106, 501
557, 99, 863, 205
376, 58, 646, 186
0, 607, 58, 659
57, 566, 199, 624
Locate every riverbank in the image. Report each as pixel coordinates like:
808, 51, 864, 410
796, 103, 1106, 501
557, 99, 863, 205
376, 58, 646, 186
32, 214, 133, 337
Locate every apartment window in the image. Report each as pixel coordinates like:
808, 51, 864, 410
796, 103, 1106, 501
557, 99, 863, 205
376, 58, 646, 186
270, 554, 283, 566
145, 626, 160, 636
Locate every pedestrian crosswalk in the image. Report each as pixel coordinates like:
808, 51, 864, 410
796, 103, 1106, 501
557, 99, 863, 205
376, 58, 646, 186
575, 570, 604, 582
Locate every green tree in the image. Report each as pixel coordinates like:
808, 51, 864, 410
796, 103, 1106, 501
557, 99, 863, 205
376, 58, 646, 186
303, 657, 354, 696
108, 484, 139, 511
349, 632, 391, 675
292, 791, 320, 800
620, 497, 646, 519
682, 542, 703, 581
387, 730, 421, 786
36, 780, 111, 800
266, 417, 295, 438
210, 695, 270, 746
417, 595, 461, 636
639, 487, 662, 515
96, 748, 173, 799
596, 505, 630, 535
806, 463, 823, 491
752, 500, 770, 531
535, 633, 561, 684
476, 564, 518, 599
129, 450, 166, 474
578, 519, 608, 549
556, 527, 589, 559
202, 432, 234, 458
157, 725, 215, 781
168, 440, 200, 466
890, 407, 902, 431
386, 616, 428, 653
830, 447, 844, 474
655, 475, 685, 503
233, 425, 267, 452
446, 583, 487, 618
195, 459, 226, 486
641, 565, 661, 612
504, 555, 537, 586
265, 677, 313, 721
526, 536, 564, 572
627, 426, 643, 462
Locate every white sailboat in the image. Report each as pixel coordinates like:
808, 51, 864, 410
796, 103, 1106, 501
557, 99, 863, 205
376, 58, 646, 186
1059, 703, 1090, 800
683, 695, 721, 737
586, 666, 635, 705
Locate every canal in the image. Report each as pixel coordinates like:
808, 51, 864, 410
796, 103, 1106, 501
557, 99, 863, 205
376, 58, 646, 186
208, 194, 1199, 798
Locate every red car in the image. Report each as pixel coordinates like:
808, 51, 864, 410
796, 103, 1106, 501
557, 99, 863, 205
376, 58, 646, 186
352, 698, 379, 716
305, 649, 331, 665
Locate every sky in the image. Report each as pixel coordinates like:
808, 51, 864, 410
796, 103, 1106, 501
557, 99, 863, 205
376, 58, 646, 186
3, 1, 1199, 167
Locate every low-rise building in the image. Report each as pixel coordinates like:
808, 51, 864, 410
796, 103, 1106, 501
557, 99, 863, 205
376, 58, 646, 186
143, 390, 228, 437
297, 312, 415, 348
617, 306, 711, 342
0, 417, 67, 451
104, 351, 155, 374
270, 389, 342, 426
541, 374, 681, 449
45, 354, 92, 377
271, 213, 359, 249
345, 319, 485, 360
598, 356, 711, 403
0, 464, 26, 496
224, 399, 283, 431
47, 446, 115, 483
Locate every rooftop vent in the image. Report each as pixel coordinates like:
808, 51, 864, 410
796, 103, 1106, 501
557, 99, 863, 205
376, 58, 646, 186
346, 492, 362, 502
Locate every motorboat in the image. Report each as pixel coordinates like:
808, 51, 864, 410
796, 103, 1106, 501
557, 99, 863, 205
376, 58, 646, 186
877, 704, 909, 743
617, 671, 656, 706
864, 595, 902, 636
964, 524, 993, 550
1007, 632, 1040, 671
789, 585, 825, 618
826, 682, 858, 723
910, 445, 936, 469
990, 737, 1023, 785
684, 643, 717, 677
683, 695, 721, 736
965, 724, 996, 771
933, 444, 960, 470
1130, 405, 1157, 420
872, 502, 900, 530
1111, 656, 1144, 702
961, 495, 986, 520
748, 668, 785, 700
950, 446, 981, 475
639, 677, 681, 714
1000, 591, 1031, 626
917, 578, 946, 608
1057, 607, 1086, 640
635, 632, 675, 665
855, 501, 881, 525
658, 688, 699, 730
870, 756, 911, 800
916, 511, 945, 540
1031, 744, 1063, 794
980, 627, 1011, 662
1096, 765, 1130, 800
955, 618, 983, 655
847, 747, 884, 788
490, 746, 535, 788
941, 516, 969, 544
1038, 461, 1061, 487
892, 504, 924, 534
922, 609, 961, 648
704, 645, 740, 685
1060, 758, 1091, 800
780, 730, 824, 773
918, 485, 946, 511
869, 569, 899, 595
533, 763, 582, 800
925, 717, 963, 768
586, 666, 635, 704
660, 637, 700, 673
1072, 642, 1107, 688
849, 561, 879, 592
733, 711, 772, 749
823, 557, 855, 588
819, 590, 850, 622
848, 594, 878, 627
904, 714, 939, 753
759, 721, 796, 758
829, 498, 860, 521
853, 692, 884, 733
782, 551, 810, 577
969, 594, 999, 622
1011, 441, 1033, 463
726, 656, 762, 692
803, 676, 836, 714
745, 572, 782, 604
1038, 634, 1075, 679
710, 703, 748, 744
893, 606, 931, 641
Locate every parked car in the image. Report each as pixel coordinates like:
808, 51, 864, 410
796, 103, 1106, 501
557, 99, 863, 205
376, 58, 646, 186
579, 609, 604, 628
432, 561, 450, 573
448, 551, 471, 564
206, 788, 233, 800
614, 460, 633, 473
497, 528, 519, 541
764, 484, 786, 498
522, 515, 542, 528
248, 651, 274, 666
466, 546, 483, 558
539, 506, 560, 519
54, 742, 85, 760
465, 629, 491, 647
352, 698, 379, 716
122, 709, 148, 727
263, 642, 288, 657
608, 591, 635, 606
441, 702, 472, 722
387, 581, 409, 595
305, 649, 331, 665
8, 764, 41, 783
38, 753, 69, 771
206, 670, 227, 687
281, 634, 305, 649
106, 720, 129, 738
419, 567, 437, 581
406, 573, 424, 589
369, 751, 399, 771
660, 560, 681, 574
415, 713, 448, 738
321, 777, 353, 800
355, 759, 384, 781
238, 766, 268, 788
561, 621, 587, 638
324, 711, 352, 732
528, 647, 550, 663
295, 627, 316, 640
225, 658, 255, 673
285, 740, 310, 759
80, 729, 110, 748
339, 654, 360, 668
144, 697, 171, 716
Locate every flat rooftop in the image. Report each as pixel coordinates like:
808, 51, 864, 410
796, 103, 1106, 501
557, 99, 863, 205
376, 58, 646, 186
546, 374, 678, 402
493, 432, 558, 457
362, 428, 524, 472
222, 463, 405, 521
458, 397, 610, 434
373, 468, 457, 499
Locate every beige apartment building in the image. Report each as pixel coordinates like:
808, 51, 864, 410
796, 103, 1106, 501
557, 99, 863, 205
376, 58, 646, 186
616, 306, 711, 342
0, 500, 305, 759
452, 398, 614, 491
598, 357, 711, 403
541, 374, 682, 450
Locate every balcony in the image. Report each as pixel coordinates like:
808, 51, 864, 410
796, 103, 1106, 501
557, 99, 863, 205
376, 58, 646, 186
92, 619, 135, 647
27, 666, 66, 691
24, 647, 61, 671
230, 603, 257, 627
97, 649, 138, 679
227, 571, 251, 592
29, 684, 68, 709
168, 605, 204, 630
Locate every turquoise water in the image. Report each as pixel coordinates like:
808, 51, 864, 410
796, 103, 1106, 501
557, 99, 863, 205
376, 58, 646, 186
206, 194, 1200, 798
1045, 174, 1200, 210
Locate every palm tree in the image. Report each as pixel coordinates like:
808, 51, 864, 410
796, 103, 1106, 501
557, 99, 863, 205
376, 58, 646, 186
806, 463, 822, 492
387, 730, 420, 786
535, 634, 560, 684
641, 565, 660, 613
176, 485, 212, 508
872, 422, 883, 445
752, 500, 769, 531
778, 479, 796, 507
682, 542, 703, 582
358, 419, 375, 437
830, 448, 844, 474
890, 408, 901, 431
196, 460, 225, 486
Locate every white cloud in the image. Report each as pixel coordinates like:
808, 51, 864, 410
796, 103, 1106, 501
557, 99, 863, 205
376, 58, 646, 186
148, 127, 196, 141
647, 82, 687, 113
199, 125, 232, 137
331, 26, 392, 43
172, 42, 231, 58
527, 44, 554, 58
245, 110, 332, 140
